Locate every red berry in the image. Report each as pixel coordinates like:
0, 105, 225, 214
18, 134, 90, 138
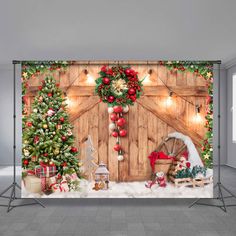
110, 113, 118, 121
114, 144, 121, 151
108, 95, 115, 103
59, 117, 65, 123
128, 88, 136, 95
38, 86, 42, 91
62, 162, 67, 167
117, 118, 126, 127
113, 106, 123, 113
119, 129, 127, 137
61, 136, 67, 142
43, 153, 48, 157
103, 77, 110, 85
112, 131, 118, 137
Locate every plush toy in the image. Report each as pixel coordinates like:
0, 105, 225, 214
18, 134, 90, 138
156, 171, 166, 187
93, 183, 100, 191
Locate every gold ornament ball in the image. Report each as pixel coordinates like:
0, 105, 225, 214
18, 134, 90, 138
43, 124, 48, 129
49, 161, 53, 165
78, 162, 82, 167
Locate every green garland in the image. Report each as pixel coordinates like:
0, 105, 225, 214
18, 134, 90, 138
159, 61, 213, 169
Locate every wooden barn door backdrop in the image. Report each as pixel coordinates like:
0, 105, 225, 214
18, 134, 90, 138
25, 62, 208, 182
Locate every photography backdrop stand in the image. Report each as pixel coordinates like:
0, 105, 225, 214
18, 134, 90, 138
189, 62, 236, 212
0, 61, 45, 212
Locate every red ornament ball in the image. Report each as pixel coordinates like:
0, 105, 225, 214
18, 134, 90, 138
102, 77, 110, 85
119, 129, 127, 137
128, 88, 136, 95
26, 122, 32, 127
47, 93, 53, 97
125, 69, 131, 75
43, 153, 48, 157
113, 106, 123, 113
38, 86, 42, 91
112, 131, 118, 138
23, 159, 29, 165
110, 113, 118, 121
71, 147, 78, 153
108, 95, 115, 103
59, 117, 65, 123
114, 144, 121, 151
129, 95, 136, 102
117, 118, 126, 127
61, 136, 67, 142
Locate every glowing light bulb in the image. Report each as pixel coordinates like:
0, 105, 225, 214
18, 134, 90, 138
86, 73, 94, 85
166, 91, 173, 107
143, 69, 153, 85
194, 105, 202, 123
194, 113, 202, 123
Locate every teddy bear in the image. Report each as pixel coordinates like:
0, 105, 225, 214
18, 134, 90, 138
156, 171, 166, 187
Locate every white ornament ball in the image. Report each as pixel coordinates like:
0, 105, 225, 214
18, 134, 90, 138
123, 105, 129, 113
109, 123, 116, 131
33, 108, 38, 113
117, 155, 124, 161
108, 107, 114, 114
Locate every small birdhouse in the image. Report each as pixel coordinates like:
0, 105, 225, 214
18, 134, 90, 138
94, 163, 109, 190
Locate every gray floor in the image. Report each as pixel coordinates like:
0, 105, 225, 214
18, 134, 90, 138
0, 166, 236, 236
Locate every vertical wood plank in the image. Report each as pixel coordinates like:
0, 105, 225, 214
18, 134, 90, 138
129, 103, 139, 177
88, 103, 99, 164
138, 105, 148, 176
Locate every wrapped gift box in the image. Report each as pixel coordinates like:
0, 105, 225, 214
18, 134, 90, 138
24, 175, 42, 193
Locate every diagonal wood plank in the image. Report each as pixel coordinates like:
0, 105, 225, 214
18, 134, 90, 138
137, 96, 203, 147
69, 96, 100, 122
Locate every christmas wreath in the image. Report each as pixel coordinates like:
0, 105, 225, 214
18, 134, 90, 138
95, 65, 143, 106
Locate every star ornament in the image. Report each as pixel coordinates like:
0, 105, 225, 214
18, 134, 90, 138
22, 72, 28, 78
206, 72, 212, 78
204, 153, 210, 160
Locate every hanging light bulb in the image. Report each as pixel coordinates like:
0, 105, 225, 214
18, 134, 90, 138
84, 69, 95, 85
143, 69, 153, 85
194, 105, 202, 123
166, 91, 173, 107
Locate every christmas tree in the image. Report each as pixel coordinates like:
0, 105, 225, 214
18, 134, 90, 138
82, 135, 98, 181
22, 76, 81, 177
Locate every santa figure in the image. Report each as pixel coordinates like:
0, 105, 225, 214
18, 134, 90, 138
156, 172, 166, 187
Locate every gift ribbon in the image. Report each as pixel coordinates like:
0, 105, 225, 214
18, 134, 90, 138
49, 180, 68, 192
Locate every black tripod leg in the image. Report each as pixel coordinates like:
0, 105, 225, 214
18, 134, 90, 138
33, 198, 45, 208
218, 185, 227, 212
221, 185, 236, 199
7, 186, 15, 212
189, 198, 201, 208
0, 184, 13, 197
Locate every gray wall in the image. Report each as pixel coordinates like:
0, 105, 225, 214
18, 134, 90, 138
227, 65, 236, 168
0, 64, 227, 166
0, 65, 21, 165
213, 67, 227, 165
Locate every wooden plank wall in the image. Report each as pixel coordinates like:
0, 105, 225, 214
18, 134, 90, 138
26, 64, 208, 182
